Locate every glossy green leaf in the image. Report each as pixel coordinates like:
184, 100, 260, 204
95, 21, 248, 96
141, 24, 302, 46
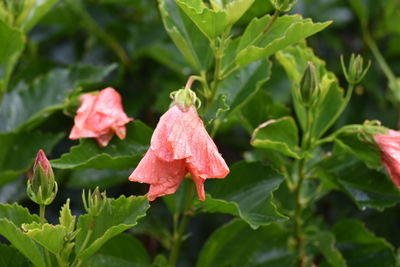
239, 90, 290, 133
235, 15, 331, 66
251, 116, 302, 159
85, 233, 151, 267
0, 203, 44, 267
75, 195, 150, 261
158, 0, 213, 71
174, 0, 225, 40
0, 20, 24, 67
306, 228, 346, 267
59, 199, 76, 233
276, 42, 345, 138
316, 150, 400, 210
0, 64, 117, 133
333, 219, 395, 267
0, 202, 40, 226
197, 219, 294, 266
333, 124, 387, 169
51, 121, 152, 170
198, 161, 287, 229
22, 222, 68, 255
0, 131, 63, 185
0, 244, 29, 266
206, 59, 271, 122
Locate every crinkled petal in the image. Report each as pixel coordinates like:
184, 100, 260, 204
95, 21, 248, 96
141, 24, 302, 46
375, 130, 400, 188
69, 87, 133, 145
184, 106, 229, 179
151, 104, 192, 161
129, 149, 187, 201
96, 131, 114, 147
191, 174, 206, 201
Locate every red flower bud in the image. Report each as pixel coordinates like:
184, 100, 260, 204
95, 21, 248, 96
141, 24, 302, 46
34, 149, 51, 178
129, 104, 229, 201
69, 87, 133, 147
374, 130, 400, 188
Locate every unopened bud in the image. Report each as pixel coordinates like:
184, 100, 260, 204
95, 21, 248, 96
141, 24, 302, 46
82, 187, 107, 216
299, 61, 319, 107
341, 54, 371, 85
27, 149, 58, 205
270, 0, 297, 12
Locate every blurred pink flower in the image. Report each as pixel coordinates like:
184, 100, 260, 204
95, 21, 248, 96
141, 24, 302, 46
129, 104, 229, 201
69, 87, 132, 147
374, 130, 400, 188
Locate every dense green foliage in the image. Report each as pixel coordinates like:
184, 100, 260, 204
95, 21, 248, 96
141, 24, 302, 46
0, 0, 400, 266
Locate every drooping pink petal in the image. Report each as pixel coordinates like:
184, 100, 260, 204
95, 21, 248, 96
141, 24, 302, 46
374, 130, 400, 188
96, 130, 114, 147
129, 149, 187, 201
183, 105, 229, 179
150, 104, 192, 161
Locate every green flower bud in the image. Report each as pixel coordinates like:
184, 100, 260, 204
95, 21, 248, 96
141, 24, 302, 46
270, 0, 297, 12
299, 61, 319, 107
82, 187, 107, 217
341, 54, 371, 85
27, 149, 58, 206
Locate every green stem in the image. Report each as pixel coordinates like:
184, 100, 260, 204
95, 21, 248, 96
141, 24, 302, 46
363, 31, 396, 85
294, 108, 313, 266
168, 181, 194, 266
294, 159, 307, 267
263, 10, 280, 34
71, 223, 94, 267
66, 0, 131, 68
39, 204, 52, 267
208, 28, 231, 107
39, 204, 45, 224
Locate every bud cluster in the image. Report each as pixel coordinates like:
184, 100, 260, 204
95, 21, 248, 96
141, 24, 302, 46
270, 0, 297, 12
82, 187, 108, 216
341, 54, 371, 85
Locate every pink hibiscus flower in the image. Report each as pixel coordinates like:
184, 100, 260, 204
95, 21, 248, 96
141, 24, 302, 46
69, 87, 133, 147
374, 130, 400, 188
129, 104, 229, 201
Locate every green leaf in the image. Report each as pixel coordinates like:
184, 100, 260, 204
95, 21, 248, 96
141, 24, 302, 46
51, 121, 152, 170
75, 195, 150, 261
198, 161, 287, 229
85, 233, 151, 267
239, 90, 290, 133
0, 203, 44, 267
333, 219, 395, 267
197, 219, 294, 266
276, 42, 345, 138
0, 20, 24, 67
206, 59, 271, 122
59, 199, 76, 233
306, 228, 347, 267
0, 244, 29, 266
22, 222, 68, 255
333, 124, 386, 169
0, 202, 40, 226
251, 116, 302, 159
158, 0, 213, 71
0, 131, 63, 185
316, 150, 400, 210
18, 0, 58, 33
0, 64, 116, 133
235, 15, 331, 66
174, 0, 226, 40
